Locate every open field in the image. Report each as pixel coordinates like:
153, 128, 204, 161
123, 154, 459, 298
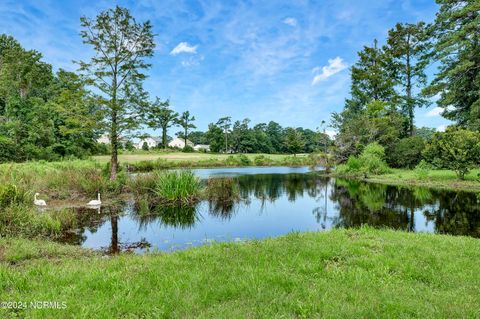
1, 227, 479, 318
93, 152, 306, 163
337, 168, 480, 192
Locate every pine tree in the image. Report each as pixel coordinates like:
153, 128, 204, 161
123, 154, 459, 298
385, 22, 429, 136
346, 39, 397, 113
424, 0, 480, 130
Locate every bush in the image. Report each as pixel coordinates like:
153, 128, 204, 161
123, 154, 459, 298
182, 145, 194, 153
389, 136, 425, 168
336, 143, 390, 175
423, 127, 480, 179
414, 160, 431, 180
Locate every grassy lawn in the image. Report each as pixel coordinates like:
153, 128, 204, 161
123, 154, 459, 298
1, 228, 479, 318
93, 152, 305, 164
362, 168, 480, 192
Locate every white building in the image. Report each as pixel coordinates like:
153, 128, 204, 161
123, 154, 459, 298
193, 144, 210, 152
96, 133, 111, 145
136, 137, 162, 149
168, 137, 194, 148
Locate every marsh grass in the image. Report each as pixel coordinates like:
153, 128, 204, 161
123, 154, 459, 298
0, 205, 77, 238
154, 170, 200, 204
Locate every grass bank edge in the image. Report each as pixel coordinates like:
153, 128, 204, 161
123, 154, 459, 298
1, 227, 479, 318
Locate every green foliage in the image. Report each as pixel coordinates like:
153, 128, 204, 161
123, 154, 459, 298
336, 143, 390, 175
0, 184, 28, 209
424, 1, 480, 130
284, 127, 305, 156
182, 145, 194, 153
144, 98, 178, 149
423, 127, 480, 180
414, 160, 431, 180
154, 170, 200, 204
78, 6, 155, 179
205, 178, 239, 202
389, 136, 425, 168
141, 142, 149, 151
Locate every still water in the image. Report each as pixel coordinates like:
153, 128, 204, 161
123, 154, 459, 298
60, 167, 480, 253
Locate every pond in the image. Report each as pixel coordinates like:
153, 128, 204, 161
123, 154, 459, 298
58, 166, 480, 253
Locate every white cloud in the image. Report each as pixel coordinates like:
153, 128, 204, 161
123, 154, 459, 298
283, 17, 297, 27
170, 42, 198, 55
325, 130, 337, 139
312, 57, 348, 85
436, 125, 447, 132
426, 107, 443, 117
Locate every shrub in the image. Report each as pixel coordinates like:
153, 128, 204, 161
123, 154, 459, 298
389, 136, 425, 168
423, 127, 480, 179
414, 160, 431, 180
336, 143, 390, 175
182, 145, 194, 153
237, 154, 252, 166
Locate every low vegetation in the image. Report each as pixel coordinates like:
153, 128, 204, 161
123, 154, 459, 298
1, 227, 479, 318
154, 170, 200, 205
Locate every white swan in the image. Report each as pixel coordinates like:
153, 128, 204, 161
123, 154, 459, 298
87, 193, 102, 206
34, 193, 47, 206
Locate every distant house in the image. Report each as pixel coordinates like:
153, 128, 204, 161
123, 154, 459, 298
136, 137, 162, 149
97, 133, 127, 146
193, 144, 210, 152
96, 133, 111, 145
168, 137, 194, 148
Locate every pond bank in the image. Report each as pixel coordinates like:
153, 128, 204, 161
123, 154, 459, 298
1, 227, 479, 318
328, 168, 480, 192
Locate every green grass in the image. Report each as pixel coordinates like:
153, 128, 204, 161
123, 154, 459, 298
356, 168, 480, 192
93, 152, 305, 164
1, 227, 479, 318
154, 170, 200, 204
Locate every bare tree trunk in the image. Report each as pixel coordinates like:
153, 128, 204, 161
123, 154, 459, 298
110, 75, 118, 180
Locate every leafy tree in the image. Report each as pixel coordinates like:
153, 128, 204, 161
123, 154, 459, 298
142, 141, 149, 151
216, 116, 231, 153
424, 1, 480, 130
187, 131, 208, 145
385, 22, 430, 136
389, 136, 425, 168
145, 98, 178, 149
423, 127, 480, 179
284, 128, 305, 156
415, 126, 436, 140
206, 123, 224, 153
266, 121, 284, 153
176, 111, 196, 148
78, 6, 155, 179
252, 123, 274, 153
231, 119, 255, 153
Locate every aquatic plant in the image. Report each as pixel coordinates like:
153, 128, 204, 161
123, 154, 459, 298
154, 170, 200, 204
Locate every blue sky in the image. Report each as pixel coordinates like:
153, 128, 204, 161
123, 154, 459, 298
0, 0, 450, 136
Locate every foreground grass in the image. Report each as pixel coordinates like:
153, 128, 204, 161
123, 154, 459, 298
1, 228, 479, 318
356, 168, 480, 192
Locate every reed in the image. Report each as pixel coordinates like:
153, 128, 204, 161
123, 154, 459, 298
154, 170, 200, 204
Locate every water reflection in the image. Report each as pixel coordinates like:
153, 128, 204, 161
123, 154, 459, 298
58, 169, 480, 253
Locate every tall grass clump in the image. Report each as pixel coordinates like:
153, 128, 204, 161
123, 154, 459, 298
205, 178, 240, 202
0, 184, 29, 208
154, 170, 200, 204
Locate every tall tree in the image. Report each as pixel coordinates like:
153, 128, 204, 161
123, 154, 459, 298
216, 116, 231, 153
176, 111, 196, 148
346, 39, 397, 113
145, 98, 178, 149
78, 6, 155, 179
424, 1, 480, 130
385, 22, 429, 136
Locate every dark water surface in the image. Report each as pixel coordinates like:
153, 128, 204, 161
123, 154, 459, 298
60, 167, 480, 253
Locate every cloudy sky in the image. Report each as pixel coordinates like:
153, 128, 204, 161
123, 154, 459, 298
0, 0, 450, 134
